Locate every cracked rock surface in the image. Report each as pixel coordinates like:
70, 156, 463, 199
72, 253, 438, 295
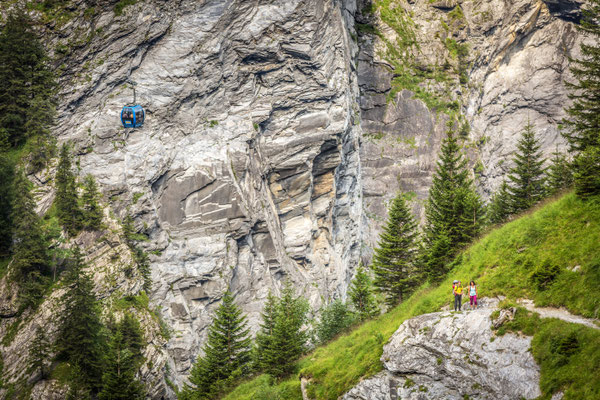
343, 300, 541, 400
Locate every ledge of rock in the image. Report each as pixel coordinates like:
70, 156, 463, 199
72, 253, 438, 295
343, 300, 541, 400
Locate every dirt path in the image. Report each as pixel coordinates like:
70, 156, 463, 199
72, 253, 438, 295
518, 299, 599, 330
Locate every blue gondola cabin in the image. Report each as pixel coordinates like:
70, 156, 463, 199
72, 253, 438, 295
121, 105, 145, 128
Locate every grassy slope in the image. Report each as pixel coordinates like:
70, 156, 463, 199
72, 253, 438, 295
224, 193, 600, 400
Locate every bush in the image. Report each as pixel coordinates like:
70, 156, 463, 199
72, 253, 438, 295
530, 261, 561, 290
316, 300, 355, 344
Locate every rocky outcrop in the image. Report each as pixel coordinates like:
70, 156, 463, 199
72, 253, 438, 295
343, 301, 541, 400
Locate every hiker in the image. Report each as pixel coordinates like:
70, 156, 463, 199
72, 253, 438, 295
453, 280, 463, 311
469, 280, 478, 310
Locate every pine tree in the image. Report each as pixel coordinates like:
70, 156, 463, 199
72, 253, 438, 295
259, 284, 309, 378
56, 246, 105, 391
0, 154, 14, 256
371, 193, 420, 307
183, 291, 252, 399
254, 292, 278, 371
488, 180, 512, 224
81, 174, 103, 230
546, 148, 573, 194
423, 124, 484, 282
507, 121, 547, 212
0, 9, 56, 148
55, 143, 82, 235
99, 314, 146, 400
28, 326, 51, 379
11, 169, 50, 308
348, 266, 379, 321
562, 0, 600, 198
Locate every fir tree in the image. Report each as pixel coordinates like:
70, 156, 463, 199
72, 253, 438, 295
55, 143, 82, 235
562, 0, 600, 198
507, 121, 547, 212
28, 326, 51, 379
423, 123, 484, 282
259, 284, 309, 378
0, 154, 14, 256
0, 9, 56, 148
99, 314, 146, 400
348, 266, 379, 321
546, 148, 573, 194
254, 292, 278, 371
371, 193, 420, 307
56, 246, 105, 391
488, 180, 512, 224
81, 174, 103, 230
11, 169, 50, 308
183, 291, 252, 399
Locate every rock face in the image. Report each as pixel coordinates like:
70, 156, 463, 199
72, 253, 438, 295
358, 0, 584, 247
343, 302, 541, 400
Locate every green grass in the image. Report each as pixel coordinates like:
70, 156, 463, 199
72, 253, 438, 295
224, 193, 600, 399
493, 306, 600, 399
114, 0, 137, 16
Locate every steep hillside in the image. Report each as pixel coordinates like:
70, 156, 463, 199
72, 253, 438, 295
224, 192, 600, 399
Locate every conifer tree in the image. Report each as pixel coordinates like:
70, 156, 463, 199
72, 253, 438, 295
562, 0, 600, 198
348, 266, 379, 321
55, 143, 82, 235
259, 284, 309, 377
0, 9, 56, 148
81, 174, 103, 230
507, 121, 547, 212
0, 154, 14, 256
423, 123, 484, 282
11, 169, 50, 308
28, 326, 51, 379
183, 291, 252, 399
254, 292, 278, 371
371, 193, 420, 307
546, 148, 573, 194
488, 180, 512, 224
56, 246, 105, 391
99, 314, 146, 400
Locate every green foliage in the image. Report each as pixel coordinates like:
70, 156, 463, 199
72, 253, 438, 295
487, 180, 512, 225
55, 144, 82, 235
348, 266, 379, 321
27, 326, 51, 379
372, 193, 420, 306
507, 121, 547, 213
99, 313, 146, 400
255, 285, 309, 378
114, 0, 137, 16
0, 9, 56, 150
547, 149, 573, 194
423, 123, 484, 282
11, 169, 51, 309
56, 246, 106, 392
530, 260, 561, 291
316, 300, 355, 344
121, 215, 152, 291
224, 193, 600, 399
182, 291, 252, 399
0, 154, 14, 255
81, 174, 103, 230
562, 0, 600, 198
